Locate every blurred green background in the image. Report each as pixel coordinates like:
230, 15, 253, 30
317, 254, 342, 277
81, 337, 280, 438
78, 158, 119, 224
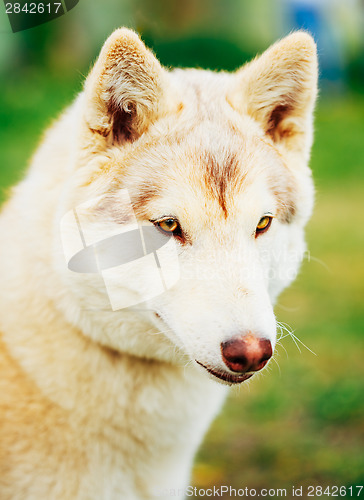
0, 1, 363, 497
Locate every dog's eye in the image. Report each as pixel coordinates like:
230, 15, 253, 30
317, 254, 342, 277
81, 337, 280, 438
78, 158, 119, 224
154, 218, 182, 236
159, 219, 178, 232
255, 215, 273, 236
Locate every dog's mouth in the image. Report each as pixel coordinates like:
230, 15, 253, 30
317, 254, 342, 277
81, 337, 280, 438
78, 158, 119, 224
196, 360, 253, 385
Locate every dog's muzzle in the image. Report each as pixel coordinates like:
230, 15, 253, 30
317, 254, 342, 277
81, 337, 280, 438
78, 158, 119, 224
196, 333, 272, 385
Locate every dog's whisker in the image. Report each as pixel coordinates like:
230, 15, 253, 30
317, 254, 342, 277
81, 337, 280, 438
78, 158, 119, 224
183, 359, 194, 369
277, 332, 292, 341
276, 321, 292, 340
275, 340, 289, 359
276, 321, 316, 356
274, 359, 281, 376
279, 323, 302, 353
289, 332, 301, 352
148, 328, 171, 336
276, 321, 292, 332
290, 332, 317, 356
183, 359, 195, 378
271, 354, 281, 376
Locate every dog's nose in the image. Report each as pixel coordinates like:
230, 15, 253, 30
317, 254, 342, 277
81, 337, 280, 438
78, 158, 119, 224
221, 334, 272, 373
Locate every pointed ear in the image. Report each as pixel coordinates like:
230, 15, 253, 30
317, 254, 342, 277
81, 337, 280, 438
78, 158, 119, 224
230, 32, 318, 158
83, 28, 169, 142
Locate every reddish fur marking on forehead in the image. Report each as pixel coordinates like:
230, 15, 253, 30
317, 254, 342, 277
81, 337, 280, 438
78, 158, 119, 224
203, 151, 241, 218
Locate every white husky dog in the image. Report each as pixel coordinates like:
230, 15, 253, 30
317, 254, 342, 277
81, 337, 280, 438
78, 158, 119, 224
0, 29, 317, 499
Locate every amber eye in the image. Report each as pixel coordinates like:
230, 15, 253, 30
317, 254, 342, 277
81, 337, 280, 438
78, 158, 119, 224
255, 215, 273, 236
154, 218, 181, 235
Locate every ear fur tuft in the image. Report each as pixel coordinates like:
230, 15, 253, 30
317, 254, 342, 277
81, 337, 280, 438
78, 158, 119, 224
230, 32, 318, 158
83, 28, 168, 142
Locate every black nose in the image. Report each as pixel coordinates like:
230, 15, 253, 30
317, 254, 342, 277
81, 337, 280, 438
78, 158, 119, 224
221, 334, 272, 373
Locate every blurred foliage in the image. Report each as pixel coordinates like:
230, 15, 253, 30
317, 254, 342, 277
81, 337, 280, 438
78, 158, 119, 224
0, 0, 363, 495
0, 0, 363, 86
142, 35, 253, 72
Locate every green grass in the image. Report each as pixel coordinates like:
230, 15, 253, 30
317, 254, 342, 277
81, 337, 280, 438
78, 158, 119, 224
1, 75, 363, 496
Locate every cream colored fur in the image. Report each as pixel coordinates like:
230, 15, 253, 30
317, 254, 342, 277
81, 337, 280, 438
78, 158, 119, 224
0, 29, 317, 499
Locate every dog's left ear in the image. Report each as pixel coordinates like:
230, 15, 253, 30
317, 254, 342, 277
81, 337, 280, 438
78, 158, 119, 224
230, 32, 318, 159
83, 28, 170, 143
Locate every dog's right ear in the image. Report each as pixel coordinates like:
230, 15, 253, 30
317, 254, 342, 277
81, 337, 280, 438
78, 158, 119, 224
83, 28, 169, 143
230, 32, 318, 160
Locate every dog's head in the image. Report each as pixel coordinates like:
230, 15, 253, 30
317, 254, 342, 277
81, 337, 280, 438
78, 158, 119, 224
58, 29, 317, 384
